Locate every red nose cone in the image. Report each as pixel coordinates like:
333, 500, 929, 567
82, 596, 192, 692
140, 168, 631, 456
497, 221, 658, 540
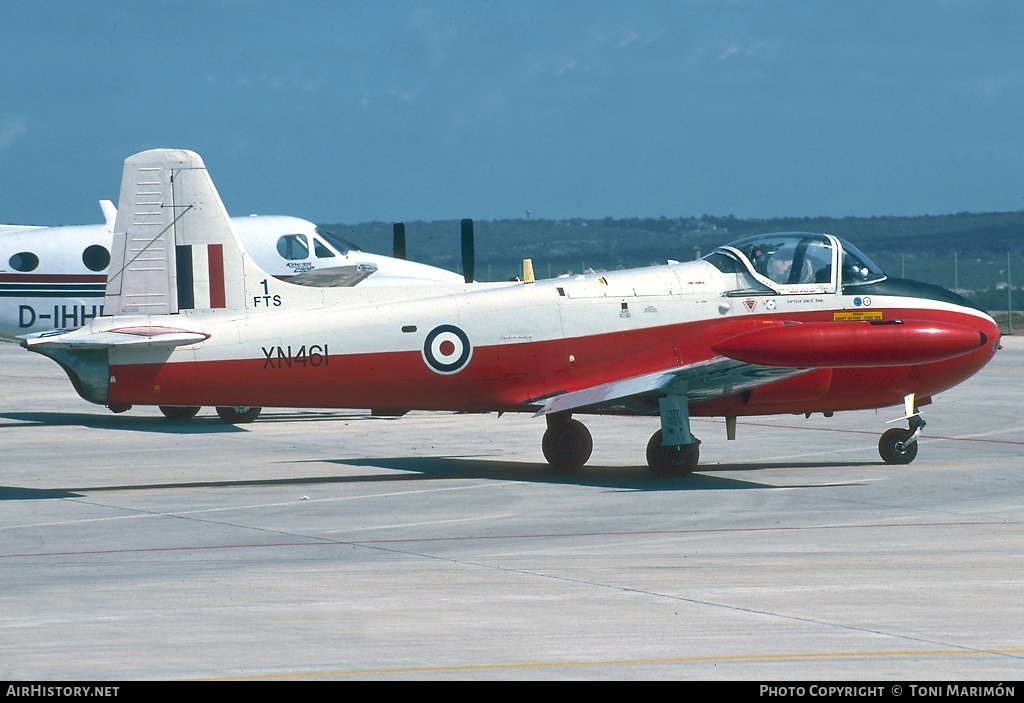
712, 320, 988, 368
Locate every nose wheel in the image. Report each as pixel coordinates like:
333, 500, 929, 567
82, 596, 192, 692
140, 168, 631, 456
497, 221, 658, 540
878, 427, 919, 464
879, 394, 926, 464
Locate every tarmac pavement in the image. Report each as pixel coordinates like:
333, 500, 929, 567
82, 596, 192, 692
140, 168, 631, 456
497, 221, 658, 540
1, 337, 1022, 680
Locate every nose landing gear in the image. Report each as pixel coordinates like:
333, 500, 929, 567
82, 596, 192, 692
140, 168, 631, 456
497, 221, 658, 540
879, 393, 926, 465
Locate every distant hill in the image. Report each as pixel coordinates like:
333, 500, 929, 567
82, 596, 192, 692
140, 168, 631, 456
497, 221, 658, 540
321, 211, 1024, 312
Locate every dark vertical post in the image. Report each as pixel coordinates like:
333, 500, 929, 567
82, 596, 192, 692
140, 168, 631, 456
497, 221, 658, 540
1009, 252, 1013, 336
461, 219, 475, 283
393, 223, 406, 260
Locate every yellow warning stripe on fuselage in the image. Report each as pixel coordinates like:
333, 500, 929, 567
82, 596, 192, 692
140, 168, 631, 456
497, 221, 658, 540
834, 310, 884, 321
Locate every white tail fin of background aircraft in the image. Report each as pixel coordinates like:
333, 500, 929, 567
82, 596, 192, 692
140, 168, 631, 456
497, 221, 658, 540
105, 149, 253, 316
100, 199, 117, 231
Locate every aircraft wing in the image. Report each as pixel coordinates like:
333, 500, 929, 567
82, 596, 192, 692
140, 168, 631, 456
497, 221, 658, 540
287, 263, 378, 287
532, 357, 799, 417
21, 325, 209, 349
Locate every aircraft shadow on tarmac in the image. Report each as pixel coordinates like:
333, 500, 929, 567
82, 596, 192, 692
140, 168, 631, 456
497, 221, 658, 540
317, 455, 879, 492
0, 409, 420, 434
0, 411, 249, 434
0, 456, 878, 501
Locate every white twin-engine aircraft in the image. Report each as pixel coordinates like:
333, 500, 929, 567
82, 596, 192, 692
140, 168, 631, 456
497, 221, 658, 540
1, 198, 462, 342
22, 149, 1000, 476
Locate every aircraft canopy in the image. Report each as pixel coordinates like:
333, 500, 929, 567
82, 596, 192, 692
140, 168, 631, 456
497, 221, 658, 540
710, 232, 886, 291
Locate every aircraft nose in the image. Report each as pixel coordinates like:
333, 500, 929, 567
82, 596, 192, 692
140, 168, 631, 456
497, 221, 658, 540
957, 308, 1001, 364
876, 276, 1002, 353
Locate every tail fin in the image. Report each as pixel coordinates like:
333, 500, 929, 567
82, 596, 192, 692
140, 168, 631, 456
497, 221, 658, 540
104, 149, 254, 316
99, 199, 117, 232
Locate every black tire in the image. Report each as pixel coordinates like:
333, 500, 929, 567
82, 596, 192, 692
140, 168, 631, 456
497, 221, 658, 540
159, 405, 201, 420
879, 427, 918, 464
646, 430, 700, 478
215, 406, 262, 424
542, 418, 593, 471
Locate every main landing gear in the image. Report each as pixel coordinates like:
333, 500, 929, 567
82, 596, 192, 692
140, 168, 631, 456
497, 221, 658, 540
542, 393, 701, 478
878, 394, 926, 465
646, 394, 701, 478
159, 405, 201, 420
215, 406, 263, 424
542, 415, 593, 471
646, 430, 700, 478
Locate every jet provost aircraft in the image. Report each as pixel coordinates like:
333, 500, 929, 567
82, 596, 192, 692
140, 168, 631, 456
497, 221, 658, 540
22, 149, 1001, 476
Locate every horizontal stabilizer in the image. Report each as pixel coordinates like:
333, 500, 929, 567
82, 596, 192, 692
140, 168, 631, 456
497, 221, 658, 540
22, 325, 208, 349
712, 320, 988, 368
288, 263, 378, 288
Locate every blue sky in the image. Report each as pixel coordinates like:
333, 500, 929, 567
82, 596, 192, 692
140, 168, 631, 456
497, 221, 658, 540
2, 1, 1022, 225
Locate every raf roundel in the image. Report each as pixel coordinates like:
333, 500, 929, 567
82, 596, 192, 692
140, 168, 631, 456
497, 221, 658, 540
422, 324, 473, 375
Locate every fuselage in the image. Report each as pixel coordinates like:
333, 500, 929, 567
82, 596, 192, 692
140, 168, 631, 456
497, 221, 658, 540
89, 257, 999, 418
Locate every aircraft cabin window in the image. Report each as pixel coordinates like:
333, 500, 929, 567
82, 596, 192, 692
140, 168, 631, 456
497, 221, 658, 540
276, 234, 309, 260
9, 251, 39, 272
82, 245, 110, 272
313, 239, 335, 258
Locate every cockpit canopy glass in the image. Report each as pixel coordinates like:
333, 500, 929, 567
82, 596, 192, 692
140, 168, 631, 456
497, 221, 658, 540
731, 233, 833, 286
839, 239, 886, 285
709, 232, 885, 288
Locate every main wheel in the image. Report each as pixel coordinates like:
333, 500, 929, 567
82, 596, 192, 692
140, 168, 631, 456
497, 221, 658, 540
542, 418, 593, 471
879, 427, 918, 464
159, 405, 201, 420
215, 406, 262, 424
646, 430, 700, 478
